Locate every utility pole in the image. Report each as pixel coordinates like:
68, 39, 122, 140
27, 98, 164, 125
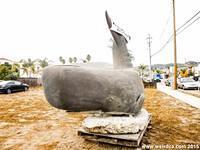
147, 34, 152, 79
172, 0, 177, 89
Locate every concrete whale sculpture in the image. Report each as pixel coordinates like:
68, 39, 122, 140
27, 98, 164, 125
42, 65, 144, 113
42, 11, 145, 114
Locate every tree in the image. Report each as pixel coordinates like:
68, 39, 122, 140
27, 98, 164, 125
187, 66, 194, 77
127, 49, 135, 61
20, 58, 35, 67
22, 67, 29, 77
38, 58, 50, 68
73, 57, 77, 63
180, 68, 188, 77
68, 57, 73, 64
155, 69, 162, 74
0, 64, 19, 80
11, 63, 20, 72
59, 56, 66, 64
138, 64, 147, 77
82, 60, 87, 63
86, 54, 91, 62
20, 58, 36, 77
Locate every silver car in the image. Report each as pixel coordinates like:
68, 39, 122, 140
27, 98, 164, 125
177, 78, 199, 90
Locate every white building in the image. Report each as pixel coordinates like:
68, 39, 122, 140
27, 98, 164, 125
0, 58, 15, 65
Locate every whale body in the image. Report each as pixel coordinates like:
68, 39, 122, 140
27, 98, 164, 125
42, 65, 144, 114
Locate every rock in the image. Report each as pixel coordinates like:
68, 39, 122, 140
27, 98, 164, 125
82, 109, 150, 134
42, 65, 144, 114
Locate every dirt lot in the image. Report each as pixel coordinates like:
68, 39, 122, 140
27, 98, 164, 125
0, 87, 200, 149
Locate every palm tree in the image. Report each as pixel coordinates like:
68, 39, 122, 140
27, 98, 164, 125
86, 54, 91, 62
11, 63, 20, 72
59, 56, 66, 64
68, 57, 73, 64
83, 60, 87, 63
21, 66, 29, 77
73, 57, 77, 63
138, 64, 147, 77
20, 58, 35, 77
30, 65, 35, 75
37, 58, 50, 68
21, 58, 35, 66
127, 49, 135, 61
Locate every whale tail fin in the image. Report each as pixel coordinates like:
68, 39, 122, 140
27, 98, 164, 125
105, 11, 133, 69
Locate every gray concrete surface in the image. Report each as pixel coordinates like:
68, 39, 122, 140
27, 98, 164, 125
82, 109, 150, 134
157, 83, 200, 109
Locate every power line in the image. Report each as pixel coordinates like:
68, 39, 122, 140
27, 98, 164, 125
177, 16, 200, 35
152, 10, 200, 57
151, 37, 172, 57
176, 11, 200, 32
159, 7, 172, 39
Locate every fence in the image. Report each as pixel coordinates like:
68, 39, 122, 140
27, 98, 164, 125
18, 77, 42, 87
143, 81, 157, 89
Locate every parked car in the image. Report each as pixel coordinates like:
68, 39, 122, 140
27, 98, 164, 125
165, 77, 174, 86
153, 74, 162, 82
0, 81, 29, 94
193, 76, 199, 81
198, 82, 200, 91
142, 77, 152, 82
153, 77, 161, 82
177, 78, 199, 90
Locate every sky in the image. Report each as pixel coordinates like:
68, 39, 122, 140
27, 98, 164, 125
0, 0, 199, 66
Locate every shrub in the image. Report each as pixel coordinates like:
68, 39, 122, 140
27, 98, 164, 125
0, 64, 19, 80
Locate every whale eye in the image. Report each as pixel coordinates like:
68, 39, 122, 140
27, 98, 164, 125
136, 95, 141, 102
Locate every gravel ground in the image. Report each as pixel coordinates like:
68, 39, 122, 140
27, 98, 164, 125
0, 87, 199, 149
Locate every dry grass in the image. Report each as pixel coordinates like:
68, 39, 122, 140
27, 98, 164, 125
143, 89, 200, 145
0, 87, 199, 149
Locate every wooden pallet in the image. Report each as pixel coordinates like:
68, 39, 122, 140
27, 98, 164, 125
78, 115, 151, 147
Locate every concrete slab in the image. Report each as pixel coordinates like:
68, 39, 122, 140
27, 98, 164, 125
157, 83, 200, 109
82, 109, 150, 134
78, 109, 151, 147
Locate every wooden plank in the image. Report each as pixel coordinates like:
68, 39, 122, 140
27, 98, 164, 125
102, 111, 136, 117
136, 115, 151, 146
78, 128, 141, 141
81, 135, 137, 147
78, 115, 151, 147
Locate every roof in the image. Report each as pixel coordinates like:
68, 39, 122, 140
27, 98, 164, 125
0, 58, 14, 62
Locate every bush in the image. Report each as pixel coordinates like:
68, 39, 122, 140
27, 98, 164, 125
0, 64, 19, 80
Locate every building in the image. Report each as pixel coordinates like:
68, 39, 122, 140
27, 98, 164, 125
0, 58, 15, 65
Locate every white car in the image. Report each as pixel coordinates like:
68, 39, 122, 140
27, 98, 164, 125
177, 78, 199, 90
198, 81, 200, 91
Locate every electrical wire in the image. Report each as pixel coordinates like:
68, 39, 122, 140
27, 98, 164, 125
177, 16, 200, 35
151, 10, 200, 57
159, 7, 172, 39
176, 11, 200, 32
